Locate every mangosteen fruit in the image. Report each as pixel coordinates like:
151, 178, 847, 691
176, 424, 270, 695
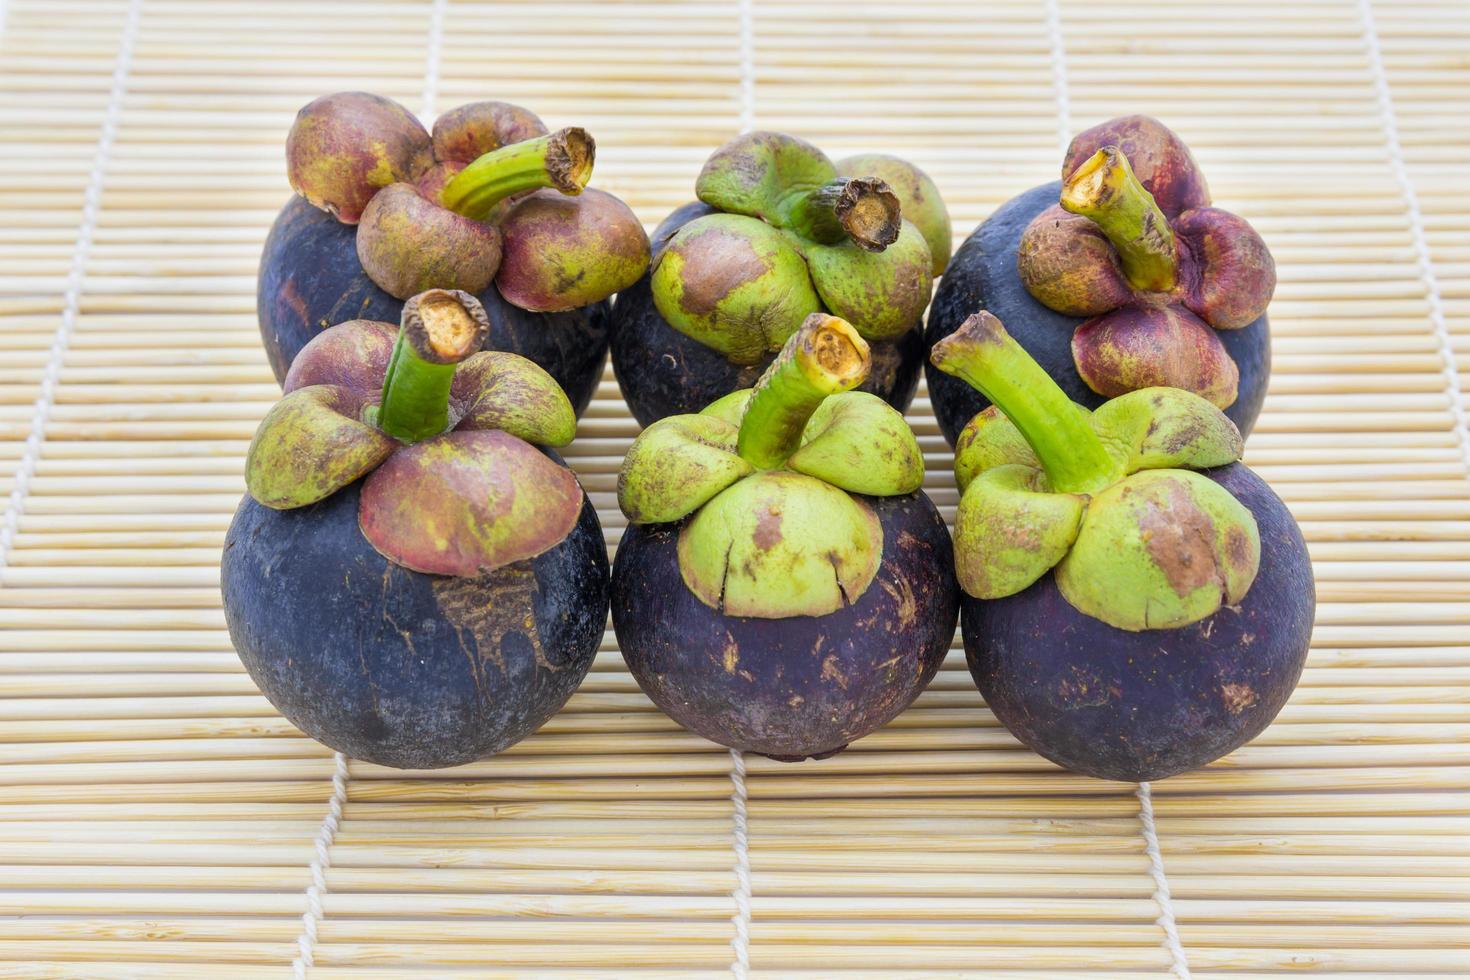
222, 289, 609, 769
926, 116, 1274, 444
612, 312, 959, 760
929, 311, 1314, 781
610, 131, 952, 426
259, 92, 651, 415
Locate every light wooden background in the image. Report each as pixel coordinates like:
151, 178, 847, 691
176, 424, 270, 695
0, 0, 1467, 977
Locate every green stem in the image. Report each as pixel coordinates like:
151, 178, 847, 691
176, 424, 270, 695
780, 178, 901, 251
1060, 146, 1177, 293
929, 311, 1120, 494
737, 313, 871, 469
438, 127, 595, 221
375, 289, 489, 443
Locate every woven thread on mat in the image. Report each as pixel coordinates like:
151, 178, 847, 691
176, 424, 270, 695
292, 751, 350, 978
1358, 0, 1470, 471
728, 747, 753, 979
1043, 0, 1070, 156
1137, 782, 1193, 979
737, 0, 755, 133
1041, 15, 1194, 977
0, 0, 140, 576
421, 0, 447, 122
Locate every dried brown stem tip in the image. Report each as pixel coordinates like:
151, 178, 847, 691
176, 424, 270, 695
546, 127, 596, 195
790, 177, 902, 251
403, 289, 490, 364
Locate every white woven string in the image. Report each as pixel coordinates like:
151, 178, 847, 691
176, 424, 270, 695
0, 0, 140, 578
1042, 0, 1071, 156
421, 0, 447, 122
727, 8, 756, 973
736, 0, 755, 133
292, 751, 350, 979
1359, 0, 1470, 474
1039, 14, 1192, 977
1136, 782, 1193, 979
728, 747, 753, 979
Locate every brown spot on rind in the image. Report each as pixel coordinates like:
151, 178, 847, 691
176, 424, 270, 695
1138, 480, 1224, 599
670, 225, 770, 318
1219, 682, 1258, 715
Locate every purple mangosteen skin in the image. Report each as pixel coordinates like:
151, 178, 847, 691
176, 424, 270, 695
961, 464, 1313, 782
258, 196, 611, 415
612, 491, 959, 760
221, 468, 609, 770
925, 182, 1270, 446
609, 202, 924, 428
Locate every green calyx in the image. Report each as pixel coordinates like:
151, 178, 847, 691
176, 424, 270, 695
931, 311, 1257, 631
651, 131, 940, 358
438, 127, 594, 221
244, 290, 581, 577
618, 313, 924, 618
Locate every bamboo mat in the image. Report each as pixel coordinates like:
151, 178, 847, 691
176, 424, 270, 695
0, 0, 1466, 976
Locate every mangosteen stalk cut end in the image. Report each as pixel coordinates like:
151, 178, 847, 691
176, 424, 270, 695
736, 313, 870, 469
440, 127, 597, 222
782, 177, 902, 252
373, 289, 489, 443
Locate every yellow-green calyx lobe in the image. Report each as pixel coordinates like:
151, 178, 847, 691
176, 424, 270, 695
931, 310, 1258, 631
244, 290, 582, 577
617, 313, 924, 618
438, 127, 594, 221
651, 131, 939, 358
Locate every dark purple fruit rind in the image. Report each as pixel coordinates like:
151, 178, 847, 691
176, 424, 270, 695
611, 201, 923, 427
221, 474, 609, 770
612, 492, 958, 760
258, 196, 610, 415
960, 464, 1313, 782
925, 182, 1269, 446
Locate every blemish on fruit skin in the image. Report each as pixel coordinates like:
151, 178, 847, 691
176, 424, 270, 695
1219, 682, 1258, 715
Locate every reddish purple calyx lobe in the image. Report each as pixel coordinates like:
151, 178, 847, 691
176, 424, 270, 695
256, 318, 583, 576
1019, 116, 1276, 409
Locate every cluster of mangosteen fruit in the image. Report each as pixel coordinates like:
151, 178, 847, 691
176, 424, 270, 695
225, 97, 1313, 784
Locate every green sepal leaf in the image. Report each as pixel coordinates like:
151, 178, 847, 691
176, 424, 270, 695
451, 350, 577, 447
699, 389, 752, 425
677, 470, 882, 619
650, 213, 821, 364
695, 131, 838, 223
787, 391, 923, 496
953, 464, 1085, 599
617, 414, 754, 524
1090, 386, 1245, 475
801, 220, 933, 341
245, 385, 397, 510
953, 406, 1042, 494
1055, 469, 1260, 631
